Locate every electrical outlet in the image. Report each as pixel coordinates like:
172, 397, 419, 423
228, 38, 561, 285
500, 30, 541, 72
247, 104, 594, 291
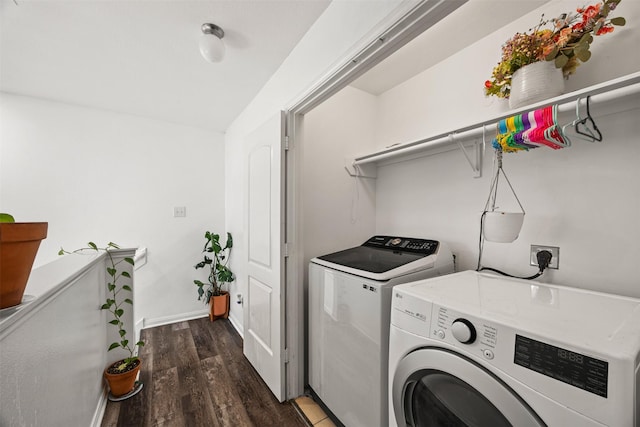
530, 245, 559, 269
173, 206, 186, 217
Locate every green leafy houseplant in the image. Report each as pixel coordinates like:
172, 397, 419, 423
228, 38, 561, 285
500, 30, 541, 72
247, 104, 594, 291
59, 242, 144, 374
194, 231, 234, 304
0, 213, 16, 223
484, 0, 626, 99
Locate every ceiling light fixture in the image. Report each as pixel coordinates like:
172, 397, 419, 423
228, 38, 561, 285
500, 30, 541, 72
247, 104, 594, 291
199, 23, 225, 63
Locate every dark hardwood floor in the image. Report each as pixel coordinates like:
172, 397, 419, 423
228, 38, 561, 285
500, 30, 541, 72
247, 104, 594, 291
101, 317, 308, 427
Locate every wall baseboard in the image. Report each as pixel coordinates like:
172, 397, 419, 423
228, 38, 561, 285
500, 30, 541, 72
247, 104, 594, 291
228, 313, 244, 339
142, 310, 208, 329
91, 388, 108, 427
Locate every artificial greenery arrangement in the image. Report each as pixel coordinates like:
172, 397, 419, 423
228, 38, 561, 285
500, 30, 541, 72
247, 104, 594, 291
59, 242, 144, 373
194, 231, 234, 304
484, 0, 625, 99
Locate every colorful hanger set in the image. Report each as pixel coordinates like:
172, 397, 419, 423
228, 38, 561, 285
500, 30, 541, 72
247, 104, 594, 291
492, 96, 603, 153
492, 105, 570, 152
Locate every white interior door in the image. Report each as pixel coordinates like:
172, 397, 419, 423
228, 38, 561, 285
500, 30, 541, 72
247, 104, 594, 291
243, 112, 286, 401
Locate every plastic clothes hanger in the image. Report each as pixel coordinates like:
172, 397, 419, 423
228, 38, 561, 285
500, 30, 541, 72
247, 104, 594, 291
511, 114, 537, 150
528, 105, 568, 149
493, 118, 521, 152
492, 120, 507, 151
574, 95, 603, 142
524, 106, 562, 149
544, 105, 570, 148
561, 97, 593, 143
494, 113, 536, 152
504, 116, 528, 151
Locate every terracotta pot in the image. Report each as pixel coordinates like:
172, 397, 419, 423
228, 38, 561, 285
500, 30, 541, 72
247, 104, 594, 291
209, 291, 230, 321
0, 222, 48, 309
104, 358, 141, 397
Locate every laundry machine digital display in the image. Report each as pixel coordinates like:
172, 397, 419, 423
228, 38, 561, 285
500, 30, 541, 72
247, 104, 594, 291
514, 334, 609, 397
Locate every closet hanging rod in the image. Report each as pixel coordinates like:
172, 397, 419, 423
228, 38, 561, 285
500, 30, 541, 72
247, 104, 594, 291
353, 73, 640, 166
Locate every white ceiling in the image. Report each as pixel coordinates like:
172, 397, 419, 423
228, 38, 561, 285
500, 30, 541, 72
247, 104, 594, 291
0, 0, 330, 132
1, 0, 549, 133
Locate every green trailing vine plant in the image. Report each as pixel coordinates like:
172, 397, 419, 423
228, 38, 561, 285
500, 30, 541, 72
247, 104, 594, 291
59, 242, 144, 372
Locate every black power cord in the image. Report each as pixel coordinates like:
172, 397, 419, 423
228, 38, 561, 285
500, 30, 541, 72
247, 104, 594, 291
476, 208, 554, 280
478, 249, 553, 280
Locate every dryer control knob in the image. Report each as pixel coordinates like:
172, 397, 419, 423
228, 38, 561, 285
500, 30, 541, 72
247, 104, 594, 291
451, 318, 477, 344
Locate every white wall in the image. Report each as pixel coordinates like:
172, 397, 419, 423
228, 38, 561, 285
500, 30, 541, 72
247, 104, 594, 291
224, 0, 416, 329
0, 93, 226, 326
302, 85, 378, 270
369, 0, 640, 298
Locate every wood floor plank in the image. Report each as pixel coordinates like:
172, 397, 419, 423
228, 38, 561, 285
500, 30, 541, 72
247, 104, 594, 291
171, 321, 190, 331
174, 327, 200, 368
176, 327, 221, 427
180, 367, 222, 427
187, 317, 217, 361
148, 366, 185, 426
200, 355, 247, 424
101, 400, 121, 427
150, 324, 178, 372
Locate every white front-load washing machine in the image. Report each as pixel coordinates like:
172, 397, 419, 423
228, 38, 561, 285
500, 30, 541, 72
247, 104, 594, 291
309, 235, 454, 427
389, 270, 640, 426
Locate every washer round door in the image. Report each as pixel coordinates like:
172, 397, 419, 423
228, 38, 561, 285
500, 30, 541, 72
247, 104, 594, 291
392, 348, 546, 427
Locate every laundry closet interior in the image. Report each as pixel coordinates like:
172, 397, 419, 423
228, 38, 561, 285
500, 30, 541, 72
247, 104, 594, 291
298, 0, 640, 425
299, 1, 640, 300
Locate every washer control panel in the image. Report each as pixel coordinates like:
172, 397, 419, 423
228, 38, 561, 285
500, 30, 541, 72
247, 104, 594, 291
430, 305, 499, 361
363, 235, 439, 255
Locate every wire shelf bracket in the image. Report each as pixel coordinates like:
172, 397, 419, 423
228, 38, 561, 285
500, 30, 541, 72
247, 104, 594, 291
344, 159, 377, 179
451, 133, 484, 178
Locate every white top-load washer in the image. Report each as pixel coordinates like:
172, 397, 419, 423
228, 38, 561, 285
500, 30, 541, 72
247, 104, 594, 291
389, 270, 640, 427
309, 235, 454, 427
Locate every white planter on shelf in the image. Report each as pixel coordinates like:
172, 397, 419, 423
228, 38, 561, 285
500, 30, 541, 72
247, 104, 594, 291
509, 61, 565, 109
483, 211, 525, 243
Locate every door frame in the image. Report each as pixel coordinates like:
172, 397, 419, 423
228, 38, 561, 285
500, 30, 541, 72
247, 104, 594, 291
283, 0, 469, 398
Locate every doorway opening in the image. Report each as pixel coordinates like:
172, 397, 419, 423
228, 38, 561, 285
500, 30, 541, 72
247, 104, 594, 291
283, 0, 550, 400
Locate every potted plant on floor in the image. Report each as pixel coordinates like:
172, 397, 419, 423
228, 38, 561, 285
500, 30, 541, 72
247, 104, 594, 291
59, 242, 145, 399
194, 231, 234, 321
0, 213, 48, 309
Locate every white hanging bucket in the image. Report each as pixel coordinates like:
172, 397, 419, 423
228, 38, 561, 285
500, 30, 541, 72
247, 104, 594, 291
481, 150, 525, 243
482, 211, 525, 243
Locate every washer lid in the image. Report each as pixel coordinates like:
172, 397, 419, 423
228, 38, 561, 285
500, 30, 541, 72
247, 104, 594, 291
316, 235, 439, 274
